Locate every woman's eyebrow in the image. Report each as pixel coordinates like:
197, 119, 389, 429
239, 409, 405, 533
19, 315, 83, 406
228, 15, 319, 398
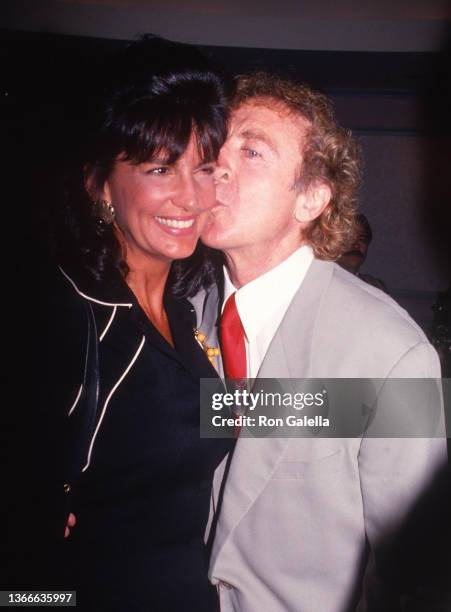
143, 157, 171, 165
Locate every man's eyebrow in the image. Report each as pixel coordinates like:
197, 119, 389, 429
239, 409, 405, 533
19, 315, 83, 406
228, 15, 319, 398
240, 129, 278, 153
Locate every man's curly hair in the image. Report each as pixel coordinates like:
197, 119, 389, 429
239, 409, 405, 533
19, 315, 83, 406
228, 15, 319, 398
233, 73, 362, 260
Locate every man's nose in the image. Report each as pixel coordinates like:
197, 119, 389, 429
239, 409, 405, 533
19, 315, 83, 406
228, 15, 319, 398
214, 162, 230, 184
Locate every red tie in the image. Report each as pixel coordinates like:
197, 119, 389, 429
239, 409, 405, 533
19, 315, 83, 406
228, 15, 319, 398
220, 293, 247, 438
220, 292, 247, 380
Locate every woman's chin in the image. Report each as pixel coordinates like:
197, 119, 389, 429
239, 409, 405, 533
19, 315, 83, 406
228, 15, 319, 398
161, 238, 201, 262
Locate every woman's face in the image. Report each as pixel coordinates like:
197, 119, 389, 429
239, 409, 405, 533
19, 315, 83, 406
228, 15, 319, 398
102, 135, 216, 268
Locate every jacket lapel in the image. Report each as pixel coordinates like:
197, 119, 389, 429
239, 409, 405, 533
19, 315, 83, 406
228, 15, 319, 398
210, 259, 335, 569
257, 258, 334, 379
189, 284, 225, 379
166, 292, 220, 381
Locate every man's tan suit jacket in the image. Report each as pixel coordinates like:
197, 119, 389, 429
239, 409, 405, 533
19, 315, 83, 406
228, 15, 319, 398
190, 259, 447, 612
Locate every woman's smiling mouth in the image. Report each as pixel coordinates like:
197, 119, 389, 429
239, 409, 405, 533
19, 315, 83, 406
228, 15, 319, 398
154, 215, 196, 229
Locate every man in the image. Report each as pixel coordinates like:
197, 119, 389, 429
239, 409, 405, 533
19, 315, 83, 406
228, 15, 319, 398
191, 73, 447, 611
338, 213, 388, 292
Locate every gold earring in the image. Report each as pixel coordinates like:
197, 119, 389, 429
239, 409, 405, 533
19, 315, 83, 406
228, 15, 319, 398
94, 199, 115, 225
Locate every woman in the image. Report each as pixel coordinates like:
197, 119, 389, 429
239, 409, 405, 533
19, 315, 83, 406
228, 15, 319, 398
15, 35, 231, 611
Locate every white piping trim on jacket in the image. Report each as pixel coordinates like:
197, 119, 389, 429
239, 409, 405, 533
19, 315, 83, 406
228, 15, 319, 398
99, 306, 117, 342
58, 266, 133, 308
68, 384, 83, 416
81, 335, 146, 472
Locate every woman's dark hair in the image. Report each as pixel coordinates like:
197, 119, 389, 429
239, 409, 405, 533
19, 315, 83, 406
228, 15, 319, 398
57, 35, 230, 295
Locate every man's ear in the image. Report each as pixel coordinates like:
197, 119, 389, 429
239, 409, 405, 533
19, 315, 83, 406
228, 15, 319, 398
294, 182, 331, 223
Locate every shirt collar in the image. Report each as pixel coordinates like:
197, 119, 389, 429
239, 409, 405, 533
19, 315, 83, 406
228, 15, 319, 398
223, 245, 314, 342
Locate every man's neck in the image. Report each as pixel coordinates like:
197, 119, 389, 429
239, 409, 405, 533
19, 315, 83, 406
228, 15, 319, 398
224, 242, 305, 288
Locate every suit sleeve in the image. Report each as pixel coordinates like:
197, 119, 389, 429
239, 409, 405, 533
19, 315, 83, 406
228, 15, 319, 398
357, 341, 448, 611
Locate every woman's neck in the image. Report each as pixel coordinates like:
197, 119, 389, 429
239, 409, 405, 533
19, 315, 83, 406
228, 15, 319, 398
126, 261, 174, 346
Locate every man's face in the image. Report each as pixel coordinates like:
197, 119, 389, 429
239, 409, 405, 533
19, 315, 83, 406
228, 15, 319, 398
338, 223, 370, 274
201, 100, 309, 257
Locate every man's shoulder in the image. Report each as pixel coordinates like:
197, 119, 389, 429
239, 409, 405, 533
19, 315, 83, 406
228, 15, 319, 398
302, 262, 440, 377
316, 262, 428, 346
327, 261, 427, 339
358, 271, 389, 293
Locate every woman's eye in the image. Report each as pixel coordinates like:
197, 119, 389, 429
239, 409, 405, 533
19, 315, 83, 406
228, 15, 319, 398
146, 166, 169, 175
199, 164, 215, 175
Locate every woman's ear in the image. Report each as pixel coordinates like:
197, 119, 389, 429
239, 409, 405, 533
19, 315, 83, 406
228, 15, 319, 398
294, 182, 331, 223
84, 166, 96, 202
84, 166, 107, 203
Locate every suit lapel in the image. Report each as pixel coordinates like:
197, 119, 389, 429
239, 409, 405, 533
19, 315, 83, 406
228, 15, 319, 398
211, 259, 335, 568
257, 258, 334, 379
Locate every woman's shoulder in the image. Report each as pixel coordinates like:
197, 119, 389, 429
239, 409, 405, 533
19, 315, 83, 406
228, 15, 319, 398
34, 264, 89, 332
23, 264, 90, 386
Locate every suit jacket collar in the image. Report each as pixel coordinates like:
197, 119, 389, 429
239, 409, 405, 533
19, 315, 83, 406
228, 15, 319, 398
257, 258, 334, 379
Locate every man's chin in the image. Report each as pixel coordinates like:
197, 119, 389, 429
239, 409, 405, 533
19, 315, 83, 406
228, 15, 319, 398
200, 228, 236, 251
200, 220, 229, 250
200, 228, 222, 249
201, 237, 226, 250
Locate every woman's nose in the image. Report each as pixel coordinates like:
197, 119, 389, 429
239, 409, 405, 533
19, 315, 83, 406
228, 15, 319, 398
173, 175, 198, 210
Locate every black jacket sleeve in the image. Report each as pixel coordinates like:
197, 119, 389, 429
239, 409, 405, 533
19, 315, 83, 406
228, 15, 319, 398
2, 265, 87, 588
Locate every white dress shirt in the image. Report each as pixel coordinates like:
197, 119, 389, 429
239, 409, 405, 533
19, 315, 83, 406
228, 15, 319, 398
222, 246, 314, 378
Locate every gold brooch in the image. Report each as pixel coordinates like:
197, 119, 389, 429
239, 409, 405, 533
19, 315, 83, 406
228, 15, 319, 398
194, 329, 220, 365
